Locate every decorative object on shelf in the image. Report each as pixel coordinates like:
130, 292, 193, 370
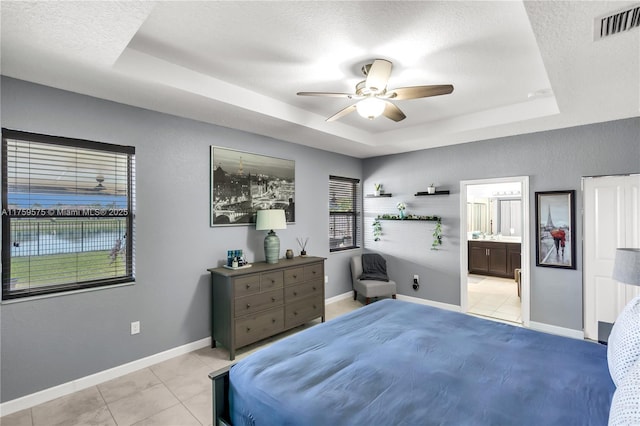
297, 237, 309, 257
427, 184, 436, 194
285, 249, 294, 259
431, 220, 443, 250
211, 146, 295, 226
535, 190, 576, 269
374, 183, 383, 197
397, 202, 406, 219
256, 209, 287, 264
373, 218, 382, 241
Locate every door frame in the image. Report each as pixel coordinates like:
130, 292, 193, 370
460, 176, 531, 327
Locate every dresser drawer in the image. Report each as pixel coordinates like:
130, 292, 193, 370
260, 271, 284, 291
235, 307, 284, 348
285, 296, 324, 329
233, 274, 260, 298
235, 289, 283, 317
284, 267, 305, 285
304, 263, 323, 281
284, 278, 323, 302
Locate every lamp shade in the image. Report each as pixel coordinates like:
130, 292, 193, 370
356, 98, 385, 120
612, 248, 640, 286
256, 209, 286, 231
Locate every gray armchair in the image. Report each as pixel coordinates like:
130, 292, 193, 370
350, 254, 397, 305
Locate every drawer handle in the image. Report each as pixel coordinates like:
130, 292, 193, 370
272, 318, 276, 323
271, 297, 276, 302
293, 275, 297, 279
294, 311, 298, 316
246, 327, 251, 332
293, 291, 297, 296
246, 304, 251, 309
271, 279, 275, 284
312, 286, 316, 291
312, 270, 317, 274
313, 304, 317, 309
246, 284, 251, 289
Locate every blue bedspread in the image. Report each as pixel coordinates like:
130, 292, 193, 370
229, 299, 614, 425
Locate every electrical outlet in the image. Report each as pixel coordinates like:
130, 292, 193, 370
413, 275, 420, 291
131, 321, 140, 335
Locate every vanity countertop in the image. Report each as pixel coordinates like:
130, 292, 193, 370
468, 236, 521, 244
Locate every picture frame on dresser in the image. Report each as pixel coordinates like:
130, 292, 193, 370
210, 146, 295, 226
535, 190, 576, 269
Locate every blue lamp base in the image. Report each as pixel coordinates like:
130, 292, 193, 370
264, 230, 280, 264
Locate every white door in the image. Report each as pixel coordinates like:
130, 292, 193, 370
584, 175, 640, 340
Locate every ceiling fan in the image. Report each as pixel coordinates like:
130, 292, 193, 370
297, 59, 454, 122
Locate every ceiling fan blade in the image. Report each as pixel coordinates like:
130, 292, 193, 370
297, 92, 355, 98
382, 101, 406, 122
388, 84, 454, 100
365, 59, 392, 93
326, 104, 357, 122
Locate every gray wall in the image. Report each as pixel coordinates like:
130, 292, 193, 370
0, 77, 361, 402
362, 117, 640, 330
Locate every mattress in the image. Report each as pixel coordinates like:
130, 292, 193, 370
229, 299, 614, 425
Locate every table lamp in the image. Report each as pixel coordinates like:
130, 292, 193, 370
256, 209, 287, 264
612, 248, 640, 286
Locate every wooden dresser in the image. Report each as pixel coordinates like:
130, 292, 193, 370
208, 256, 325, 360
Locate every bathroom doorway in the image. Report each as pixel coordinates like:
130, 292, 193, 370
460, 177, 530, 326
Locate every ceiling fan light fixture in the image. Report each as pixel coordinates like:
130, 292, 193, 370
356, 97, 385, 120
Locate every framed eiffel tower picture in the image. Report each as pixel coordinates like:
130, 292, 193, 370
535, 190, 576, 269
210, 146, 295, 226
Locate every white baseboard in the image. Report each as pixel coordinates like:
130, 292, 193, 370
0, 337, 211, 416
396, 294, 462, 312
324, 291, 353, 304
529, 321, 585, 340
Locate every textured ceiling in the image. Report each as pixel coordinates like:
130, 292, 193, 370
1, 1, 638, 158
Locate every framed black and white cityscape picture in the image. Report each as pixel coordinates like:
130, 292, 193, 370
210, 146, 295, 226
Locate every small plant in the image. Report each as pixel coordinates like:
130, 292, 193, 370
396, 202, 406, 211
372, 218, 382, 241
374, 183, 382, 191
431, 221, 443, 250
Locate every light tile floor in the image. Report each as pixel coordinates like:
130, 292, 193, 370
467, 274, 522, 324
0, 298, 363, 426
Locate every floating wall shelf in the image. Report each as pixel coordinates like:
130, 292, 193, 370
415, 190, 450, 196
365, 193, 393, 198
377, 215, 441, 222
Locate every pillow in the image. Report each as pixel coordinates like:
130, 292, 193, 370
609, 359, 640, 425
608, 296, 640, 386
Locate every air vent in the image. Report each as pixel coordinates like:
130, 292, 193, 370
594, 3, 640, 40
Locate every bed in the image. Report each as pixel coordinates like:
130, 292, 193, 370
209, 299, 624, 425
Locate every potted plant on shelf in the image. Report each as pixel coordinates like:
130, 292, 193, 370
427, 183, 436, 194
374, 183, 382, 197
397, 202, 406, 219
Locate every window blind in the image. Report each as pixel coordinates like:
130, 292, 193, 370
2, 129, 135, 300
329, 175, 361, 252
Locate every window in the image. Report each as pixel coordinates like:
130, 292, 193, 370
329, 175, 361, 252
2, 129, 135, 300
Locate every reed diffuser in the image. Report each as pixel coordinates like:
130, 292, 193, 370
297, 237, 309, 256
